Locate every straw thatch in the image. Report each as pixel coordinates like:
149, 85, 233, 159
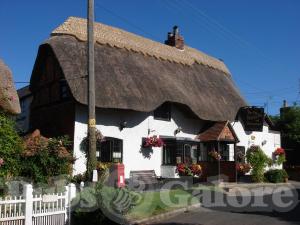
0, 58, 21, 114
52, 17, 230, 74
31, 18, 247, 122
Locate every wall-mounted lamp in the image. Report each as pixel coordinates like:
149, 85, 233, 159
119, 121, 127, 131
148, 129, 156, 135
174, 127, 182, 136
262, 140, 267, 146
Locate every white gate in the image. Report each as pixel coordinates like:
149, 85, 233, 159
0, 184, 76, 225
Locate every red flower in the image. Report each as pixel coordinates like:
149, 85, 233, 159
236, 163, 251, 174
274, 147, 285, 156
143, 135, 164, 148
177, 163, 186, 174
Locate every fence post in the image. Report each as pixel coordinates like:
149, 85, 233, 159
23, 184, 33, 225
68, 183, 77, 202
65, 183, 76, 225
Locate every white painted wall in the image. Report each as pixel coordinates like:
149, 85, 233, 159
73, 105, 282, 179
231, 120, 281, 168
73, 104, 204, 178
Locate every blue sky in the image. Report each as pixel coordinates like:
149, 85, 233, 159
1, 0, 299, 115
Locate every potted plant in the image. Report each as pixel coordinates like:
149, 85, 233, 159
176, 163, 202, 177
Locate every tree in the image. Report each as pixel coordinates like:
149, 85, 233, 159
271, 106, 300, 147
270, 106, 300, 165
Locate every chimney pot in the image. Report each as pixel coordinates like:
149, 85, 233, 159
173, 26, 179, 35
283, 100, 288, 108
165, 26, 184, 50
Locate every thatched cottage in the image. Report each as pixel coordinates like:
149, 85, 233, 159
28, 17, 280, 181
0, 58, 20, 114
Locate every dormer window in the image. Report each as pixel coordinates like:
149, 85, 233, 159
154, 102, 171, 121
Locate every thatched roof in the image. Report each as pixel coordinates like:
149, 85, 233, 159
31, 17, 247, 122
52, 17, 230, 74
0, 58, 21, 114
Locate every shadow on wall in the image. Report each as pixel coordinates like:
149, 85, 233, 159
76, 106, 150, 129
171, 103, 204, 135
139, 146, 153, 159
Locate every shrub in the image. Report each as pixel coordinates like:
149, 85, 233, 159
21, 130, 75, 184
246, 145, 272, 182
264, 169, 288, 183
71, 183, 138, 225
0, 112, 23, 179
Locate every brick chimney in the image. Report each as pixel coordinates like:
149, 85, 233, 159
165, 26, 185, 50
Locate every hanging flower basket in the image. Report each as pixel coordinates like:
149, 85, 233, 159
143, 135, 164, 148
208, 150, 221, 161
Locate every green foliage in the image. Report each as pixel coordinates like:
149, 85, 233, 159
264, 169, 288, 183
272, 106, 300, 146
274, 154, 286, 166
71, 183, 138, 225
246, 145, 272, 182
0, 112, 23, 179
21, 135, 74, 184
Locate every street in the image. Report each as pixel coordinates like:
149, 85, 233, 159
149, 187, 300, 225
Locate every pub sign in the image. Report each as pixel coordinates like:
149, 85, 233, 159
240, 107, 264, 131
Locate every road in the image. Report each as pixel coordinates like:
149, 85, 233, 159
148, 187, 300, 225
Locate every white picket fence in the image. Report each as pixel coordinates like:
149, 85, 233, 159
0, 184, 76, 225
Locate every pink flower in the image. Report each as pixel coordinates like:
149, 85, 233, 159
0, 158, 4, 167
143, 135, 164, 148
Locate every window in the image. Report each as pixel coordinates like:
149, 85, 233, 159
97, 137, 123, 163
219, 143, 230, 161
59, 80, 70, 99
235, 146, 246, 163
154, 102, 171, 121
162, 140, 200, 165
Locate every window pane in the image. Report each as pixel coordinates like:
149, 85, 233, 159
176, 143, 183, 164
99, 138, 123, 163
220, 143, 229, 161
199, 143, 207, 161
163, 141, 176, 165
191, 145, 198, 164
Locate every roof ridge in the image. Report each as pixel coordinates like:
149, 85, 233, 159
51, 16, 230, 75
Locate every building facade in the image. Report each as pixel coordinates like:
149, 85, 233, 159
27, 17, 281, 182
